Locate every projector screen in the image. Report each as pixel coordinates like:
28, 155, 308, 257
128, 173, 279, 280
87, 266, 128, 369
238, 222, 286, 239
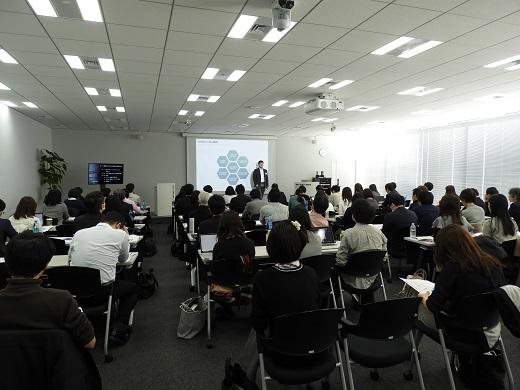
195, 138, 269, 191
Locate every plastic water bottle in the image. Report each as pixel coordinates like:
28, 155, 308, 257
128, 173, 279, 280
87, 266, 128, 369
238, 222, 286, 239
410, 222, 417, 238
32, 221, 39, 233
266, 216, 273, 231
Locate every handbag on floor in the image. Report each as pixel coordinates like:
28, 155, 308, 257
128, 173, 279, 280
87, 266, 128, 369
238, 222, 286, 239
397, 268, 427, 298
177, 296, 207, 339
221, 358, 260, 390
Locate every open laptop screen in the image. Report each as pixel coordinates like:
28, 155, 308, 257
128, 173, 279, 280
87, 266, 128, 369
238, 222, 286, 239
200, 234, 218, 253
316, 226, 335, 244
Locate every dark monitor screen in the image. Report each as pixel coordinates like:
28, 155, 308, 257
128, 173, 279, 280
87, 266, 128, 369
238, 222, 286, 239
88, 163, 124, 185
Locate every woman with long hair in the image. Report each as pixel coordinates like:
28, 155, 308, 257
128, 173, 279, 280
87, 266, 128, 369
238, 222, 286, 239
338, 186, 353, 215
42, 189, 70, 224
432, 194, 473, 233
354, 183, 363, 194
9, 196, 40, 233
369, 184, 380, 197
483, 194, 518, 244
289, 205, 321, 259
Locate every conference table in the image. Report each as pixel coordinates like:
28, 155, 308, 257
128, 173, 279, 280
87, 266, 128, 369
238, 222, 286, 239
0, 252, 139, 269
50, 234, 144, 248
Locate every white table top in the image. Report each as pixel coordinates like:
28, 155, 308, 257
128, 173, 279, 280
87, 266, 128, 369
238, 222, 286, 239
404, 236, 435, 247
198, 241, 341, 263
133, 215, 147, 222
40, 226, 56, 233
47, 252, 138, 268
52, 234, 143, 247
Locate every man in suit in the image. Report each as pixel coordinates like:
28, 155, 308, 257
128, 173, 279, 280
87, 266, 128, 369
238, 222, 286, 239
252, 160, 268, 199
382, 193, 417, 260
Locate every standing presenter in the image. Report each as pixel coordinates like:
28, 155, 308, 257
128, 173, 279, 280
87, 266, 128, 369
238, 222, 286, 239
252, 160, 268, 199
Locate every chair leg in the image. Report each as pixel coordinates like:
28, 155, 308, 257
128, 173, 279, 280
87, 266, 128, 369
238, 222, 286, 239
335, 341, 348, 390
498, 337, 514, 390
206, 286, 212, 349
438, 329, 456, 390
343, 339, 355, 390
410, 331, 425, 390
338, 276, 347, 321
386, 257, 393, 283
259, 353, 268, 390
104, 294, 113, 363
329, 278, 338, 309
379, 272, 388, 301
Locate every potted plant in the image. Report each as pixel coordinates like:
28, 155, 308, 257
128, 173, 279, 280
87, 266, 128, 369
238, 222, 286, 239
38, 149, 68, 190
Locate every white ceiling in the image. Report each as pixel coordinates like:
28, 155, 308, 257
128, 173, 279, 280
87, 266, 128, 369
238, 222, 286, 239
1, 0, 520, 135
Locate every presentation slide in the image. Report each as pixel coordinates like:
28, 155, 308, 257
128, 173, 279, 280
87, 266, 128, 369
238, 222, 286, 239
196, 138, 268, 191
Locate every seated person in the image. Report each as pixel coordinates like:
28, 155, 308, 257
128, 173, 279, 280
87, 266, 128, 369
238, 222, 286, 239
409, 186, 428, 212
338, 187, 353, 215
381, 182, 402, 210
0, 199, 17, 255
252, 220, 320, 334
242, 189, 266, 220
288, 185, 310, 210
125, 183, 141, 205
418, 224, 505, 350
203, 185, 213, 194
460, 188, 485, 232
270, 183, 288, 206
64, 188, 86, 217
308, 191, 330, 228
101, 187, 111, 198
259, 189, 289, 224
361, 188, 379, 212
342, 192, 364, 230
369, 184, 380, 198
445, 185, 457, 197
483, 194, 519, 244
412, 190, 439, 236
9, 196, 41, 233
174, 184, 194, 220
42, 189, 70, 225
473, 188, 486, 210
507, 187, 520, 228
199, 195, 226, 235
329, 185, 342, 208
121, 189, 144, 215
432, 194, 473, 234
188, 191, 213, 232
74, 191, 104, 232
223, 186, 236, 206
336, 199, 387, 293
213, 211, 255, 261
229, 184, 252, 214
69, 212, 137, 345
382, 193, 418, 258
0, 232, 95, 349
484, 187, 499, 217
104, 194, 133, 228
289, 205, 322, 259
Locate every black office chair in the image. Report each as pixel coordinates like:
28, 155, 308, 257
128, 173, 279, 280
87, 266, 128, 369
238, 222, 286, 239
301, 255, 336, 308
341, 297, 424, 390
500, 239, 519, 284
45, 266, 115, 362
415, 292, 514, 390
245, 229, 267, 246
334, 250, 388, 316
0, 262, 9, 290
0, 329, 101, 390
257, 308, 348, 390
387, 227, 412, 282
206, 257, 253, 348
56, 224, 75, 237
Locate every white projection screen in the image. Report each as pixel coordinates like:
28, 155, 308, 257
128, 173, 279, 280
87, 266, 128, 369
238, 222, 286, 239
192, 138, 269, 191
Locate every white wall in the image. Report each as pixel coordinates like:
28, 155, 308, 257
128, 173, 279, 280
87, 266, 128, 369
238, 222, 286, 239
51, 130, 186, 212
0, 104, 52, 215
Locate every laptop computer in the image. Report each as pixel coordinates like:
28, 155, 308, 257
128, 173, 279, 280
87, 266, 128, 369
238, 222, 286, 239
317, 226, 336, 246
199, 234, 218, 253
34, 213, 43, 225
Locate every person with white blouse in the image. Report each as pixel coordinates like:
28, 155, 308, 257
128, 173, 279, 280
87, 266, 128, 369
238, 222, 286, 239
9, 196, 41, 233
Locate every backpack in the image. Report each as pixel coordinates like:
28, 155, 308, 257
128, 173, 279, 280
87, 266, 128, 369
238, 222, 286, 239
494, 285, 520, 338
143, 238, 157, 257
136, 269, 159, 299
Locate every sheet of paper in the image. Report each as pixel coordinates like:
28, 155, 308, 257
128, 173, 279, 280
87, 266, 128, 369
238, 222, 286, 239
400, 277, 435, 294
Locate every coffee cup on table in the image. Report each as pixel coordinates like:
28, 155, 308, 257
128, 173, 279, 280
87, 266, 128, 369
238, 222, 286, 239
46, 218, 53, 226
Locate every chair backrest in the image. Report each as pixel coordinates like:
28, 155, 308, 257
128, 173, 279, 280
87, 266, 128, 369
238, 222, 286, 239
501, 239, 517, 258
209, 258, 252, 286
56, 224, 75, 237
266, 308, 343, 356
300, 255, 335, 283
353, 297, 421, 339
245, 229, 267, 246
45, 266, 103, 299
0, 329, 101, 390
0, 263, 9, 290
339, 250, 386, 277
388, 227, 410, 258
450, 292, 500, 332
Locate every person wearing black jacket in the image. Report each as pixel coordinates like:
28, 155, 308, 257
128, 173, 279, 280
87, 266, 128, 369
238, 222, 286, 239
252, 160, 268, 199
0, 198, 17, 256
198, 195, 226, 235
508, 187, 520, 228
213, 211, 255, 262
174, 184, 194, 220
188, 191, 212, 232
484, 187, 499, 217
229, 184, 252, 214
381, 182, 402, 211
64, 188, 86, 217
472, 188, 486, 210
74, 191, 104, 232
412, 191, 439, 236
382, 193, 417, 258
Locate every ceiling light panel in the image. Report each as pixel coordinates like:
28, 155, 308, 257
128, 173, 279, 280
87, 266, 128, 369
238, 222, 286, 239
23, 102, 38, 108
0, 101, 17, 107
98, 58, 115, 72
96, 105, 107, 111
249, 114, 275, 119
347, 105, 379, 112
116, 106, 125, 112
371, 36, 414, 55
187, 94, 199, 102
227, 15, 258, 39
27, 0, 57, 17
483, 55, 520, 68
207, 96, 220, 103
76, 0, 103, 22
329, 80, 354, 90
0, 49, 18, 64
272, 100, 288, 107
308, 78, 333, 88
372, 37, 443, 59
178, 110, 188, 116
227, 70, 246, 82
322, 118, 338, 123
194, 111, 205, 117
187, 94, 220, 103
64, 55, 84, 69
84, 87, 98, 96
398, 40, 442, 59
201, 67, 219, 80
474, 94, 507, 101
398, 86, 444, 96
289, 101, 306, 108
109, 89, 121, 97
262, 21, 296, 43
0, 82, 10, 90
505, 63, 520, 71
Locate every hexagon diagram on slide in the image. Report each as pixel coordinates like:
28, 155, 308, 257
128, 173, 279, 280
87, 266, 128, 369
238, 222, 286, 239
216, 150, 250, 185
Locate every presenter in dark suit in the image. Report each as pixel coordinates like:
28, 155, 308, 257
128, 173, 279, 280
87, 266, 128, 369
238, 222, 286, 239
252, 160, 268, 199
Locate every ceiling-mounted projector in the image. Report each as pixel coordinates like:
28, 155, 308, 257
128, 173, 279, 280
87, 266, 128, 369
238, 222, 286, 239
272, 0, 294, 31
304, 94, 344, 115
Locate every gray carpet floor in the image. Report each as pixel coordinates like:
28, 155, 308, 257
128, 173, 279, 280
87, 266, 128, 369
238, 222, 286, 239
91, 223, 520, 390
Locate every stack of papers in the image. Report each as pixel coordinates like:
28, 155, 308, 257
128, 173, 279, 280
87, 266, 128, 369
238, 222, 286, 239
400, 278, 435, 294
